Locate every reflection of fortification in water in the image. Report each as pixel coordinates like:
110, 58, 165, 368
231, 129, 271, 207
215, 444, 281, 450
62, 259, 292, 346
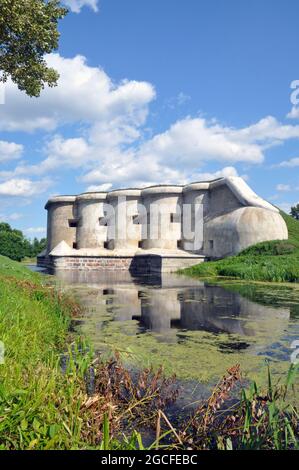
59, 271, 290, 349
178, 287, 290, 338
139, 289, 181, 333
107, 286, 140, 322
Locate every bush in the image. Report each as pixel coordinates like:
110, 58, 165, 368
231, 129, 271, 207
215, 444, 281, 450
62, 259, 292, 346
238, 240, 296, 256
0, 222, 46, 261
0, 230, 26, 261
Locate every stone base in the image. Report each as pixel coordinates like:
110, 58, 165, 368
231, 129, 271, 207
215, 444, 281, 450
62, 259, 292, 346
38, 250, 205, 274
130, 253, 205, 274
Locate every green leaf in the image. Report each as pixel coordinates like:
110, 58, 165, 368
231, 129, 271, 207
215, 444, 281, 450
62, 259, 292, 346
20, 419, 28, 431
32, 418, 41, 432
48, 424, 58, 439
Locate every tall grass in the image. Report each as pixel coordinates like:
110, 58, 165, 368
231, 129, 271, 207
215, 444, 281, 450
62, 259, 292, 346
236, 364, 299, 450
182, 212, 299, 283
0, 272, 87, 449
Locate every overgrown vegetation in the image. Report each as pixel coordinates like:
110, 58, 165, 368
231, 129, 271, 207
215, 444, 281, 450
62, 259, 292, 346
0, 222, 46, 262
0, 257, 85, 449
176, 363, 299, 450
78, 358, 299, 450
0, 255, 298, 450
182, 212, 299, 283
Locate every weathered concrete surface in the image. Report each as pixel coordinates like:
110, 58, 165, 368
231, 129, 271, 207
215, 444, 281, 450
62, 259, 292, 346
141, 185, 182, 250
182, 183, 210, 252
46, 246, 205, 274
204, 206, 288, 258
75, 193, 107, 249
107, 188, 141, 250
40, 176, 288, 273
210, 177, 278, 212
45, 196, 76, 252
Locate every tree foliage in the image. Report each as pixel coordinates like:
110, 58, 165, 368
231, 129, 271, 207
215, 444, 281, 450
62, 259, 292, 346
0, 222, 47, 261
290, 204, 299, 221
0, 0, 67, 97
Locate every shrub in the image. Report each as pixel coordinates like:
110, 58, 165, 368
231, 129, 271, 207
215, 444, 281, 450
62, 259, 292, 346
239, 240, 296, 256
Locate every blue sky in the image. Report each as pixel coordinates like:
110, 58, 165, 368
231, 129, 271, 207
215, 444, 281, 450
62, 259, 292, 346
1, 0, 299, 238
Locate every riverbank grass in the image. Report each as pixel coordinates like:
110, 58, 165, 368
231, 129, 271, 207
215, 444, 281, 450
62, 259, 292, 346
182, 212, 299, 282
0, 255, 90, 449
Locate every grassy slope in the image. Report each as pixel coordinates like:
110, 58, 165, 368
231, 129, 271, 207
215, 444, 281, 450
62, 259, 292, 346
0, 256, 148, 451
182, 212, 299, 283
0, 255, 89, 449
0, 254, 41, 280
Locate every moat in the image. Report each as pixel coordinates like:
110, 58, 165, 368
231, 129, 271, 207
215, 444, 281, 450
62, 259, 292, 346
33, 268, 297, 395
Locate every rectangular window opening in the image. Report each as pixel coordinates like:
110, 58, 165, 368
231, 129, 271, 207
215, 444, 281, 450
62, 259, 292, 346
69, 219, 77, 228
133, 215, 140, 225
99, 217, 108, 227
170, 213, 181, 223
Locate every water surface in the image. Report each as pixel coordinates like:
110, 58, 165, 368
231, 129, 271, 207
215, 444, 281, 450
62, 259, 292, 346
54, 270, 299, 389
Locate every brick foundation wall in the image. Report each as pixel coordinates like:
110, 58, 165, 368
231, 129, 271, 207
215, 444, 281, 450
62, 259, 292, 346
42, 254, 204, 274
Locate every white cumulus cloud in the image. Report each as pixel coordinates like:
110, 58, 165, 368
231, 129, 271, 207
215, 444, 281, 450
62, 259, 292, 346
0, 53, 155, 132
190, 166, 241, 182
0, 212, 23, 222
63, 0, 99, 13
86, 183, 113, 192
77, 116, 299, 188
287, 106, 299, 119
8, 114, 299, 190
4, 54, 299, 192
0, 178, 52, 197
277, 157, 299, 167
0, 140, 23, 163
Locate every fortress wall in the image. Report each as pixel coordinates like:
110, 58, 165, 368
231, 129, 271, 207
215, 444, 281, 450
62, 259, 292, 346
207, 183, 242, 217
47, 253, 204, 274
75, 193, 107, 249
215, 177, 279, 212
45, 196, 76, 253
203, 206, 288, 258
107, 189, 141, 250
200, 178, 287, 258
140, 186, 183, 250
43, 177, 289, 270
181, 182, 210, 252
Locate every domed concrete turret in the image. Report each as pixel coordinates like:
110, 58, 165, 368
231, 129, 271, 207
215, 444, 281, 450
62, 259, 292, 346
106, 188, 141, 250
140, 185, 183, 250
45, 195, 76, 253
75, 192, 107, 249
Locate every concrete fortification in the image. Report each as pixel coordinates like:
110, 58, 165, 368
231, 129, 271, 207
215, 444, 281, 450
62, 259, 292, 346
39, 177, 288, 273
